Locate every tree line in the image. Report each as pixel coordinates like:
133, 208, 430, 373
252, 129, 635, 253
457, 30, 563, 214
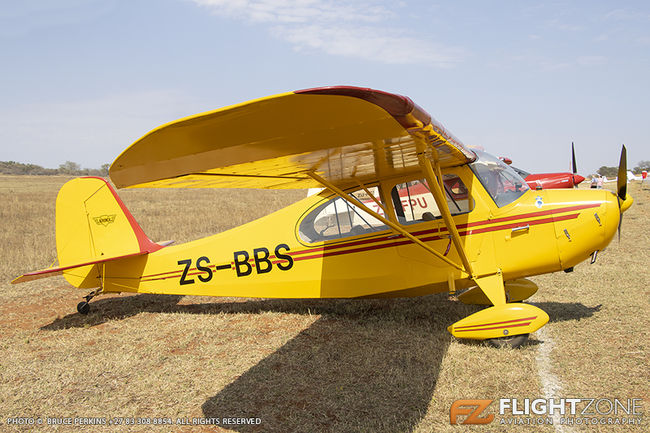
597, 160, 650, 177
3, 159, 648, 178
0, 161, 110, 176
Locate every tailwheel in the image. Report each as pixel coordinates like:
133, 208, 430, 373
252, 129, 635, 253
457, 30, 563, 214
77, 301, 90, 315
76, 288, 102, 315
487, 333, 529, 349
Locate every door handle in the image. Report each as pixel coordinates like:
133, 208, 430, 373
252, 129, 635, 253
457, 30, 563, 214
511, 225, 530, 233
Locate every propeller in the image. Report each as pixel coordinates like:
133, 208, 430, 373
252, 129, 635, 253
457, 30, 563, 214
617, 145, 627, 201
570, 142, 585, 187
616, 145, 627, 241
571, 141, 577, 175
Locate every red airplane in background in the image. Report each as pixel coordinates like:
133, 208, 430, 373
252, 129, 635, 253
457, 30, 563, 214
501, 142, 585, 190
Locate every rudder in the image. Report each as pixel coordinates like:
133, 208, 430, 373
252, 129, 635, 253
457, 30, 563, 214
55, 177, 160, 288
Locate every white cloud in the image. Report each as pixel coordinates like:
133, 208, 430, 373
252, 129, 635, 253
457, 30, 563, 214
603, 8, 650, 22
193, 0, 390, 23
191, 0, 464, 67
273, 24, 463, 66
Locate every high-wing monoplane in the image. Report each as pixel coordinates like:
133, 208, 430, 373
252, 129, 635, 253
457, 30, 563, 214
13, 86, 633, 347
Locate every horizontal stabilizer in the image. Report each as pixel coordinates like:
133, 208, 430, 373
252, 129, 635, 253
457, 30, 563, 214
12, 251, 149, 284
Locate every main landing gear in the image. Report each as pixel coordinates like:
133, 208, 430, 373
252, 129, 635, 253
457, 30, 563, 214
77, 288, 102, 315
487, 333, 530, 349
448, 275, 548, 349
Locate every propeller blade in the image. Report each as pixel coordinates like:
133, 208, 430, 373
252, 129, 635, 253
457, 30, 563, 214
571, 141, 577, 174
617, 145, 627, 201
618, 215, 623, 242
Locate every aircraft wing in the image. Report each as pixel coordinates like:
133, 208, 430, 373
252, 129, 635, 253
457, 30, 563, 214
110, 86, 476, 190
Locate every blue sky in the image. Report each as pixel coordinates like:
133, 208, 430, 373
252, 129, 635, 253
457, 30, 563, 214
1, 0, 648, 175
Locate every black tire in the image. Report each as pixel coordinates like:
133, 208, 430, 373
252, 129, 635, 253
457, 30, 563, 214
77, 301, 90, 315
486, 333, 529, 348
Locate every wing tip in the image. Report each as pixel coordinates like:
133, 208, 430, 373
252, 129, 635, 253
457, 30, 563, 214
11, 268, 63, 284
295, 85, 417, 118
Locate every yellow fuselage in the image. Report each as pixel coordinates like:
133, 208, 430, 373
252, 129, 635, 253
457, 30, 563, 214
96, 165, 621, 300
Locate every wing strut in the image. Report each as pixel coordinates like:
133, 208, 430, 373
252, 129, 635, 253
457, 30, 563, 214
415, 141, 475, 277
305, 171, 464, 272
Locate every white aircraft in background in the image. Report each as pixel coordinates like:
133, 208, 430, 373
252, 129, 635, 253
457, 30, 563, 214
627, 171, 642, 181
601, 171, 644, 183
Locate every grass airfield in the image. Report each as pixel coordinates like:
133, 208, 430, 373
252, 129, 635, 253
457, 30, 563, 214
0, 175, 647, 432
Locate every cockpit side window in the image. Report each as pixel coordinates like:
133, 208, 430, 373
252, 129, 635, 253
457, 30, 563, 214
470, 151, 530, 207
298, 186, 388, 243
391, 175, 472, 225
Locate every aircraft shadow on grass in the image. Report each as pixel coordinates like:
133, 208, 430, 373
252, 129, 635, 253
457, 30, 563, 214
40, 293, 603, 332
43, 294, 462, 432
39, 295, 603, 432
200, 299, 456, 433
529, 301, 602, 323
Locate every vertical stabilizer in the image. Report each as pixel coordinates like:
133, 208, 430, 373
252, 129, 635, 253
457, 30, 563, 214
54, 177, 160, 287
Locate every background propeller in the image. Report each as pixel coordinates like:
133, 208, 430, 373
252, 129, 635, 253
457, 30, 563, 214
616, 145, 627, 241
570, 142, 585, 187
571, 141, 577, 175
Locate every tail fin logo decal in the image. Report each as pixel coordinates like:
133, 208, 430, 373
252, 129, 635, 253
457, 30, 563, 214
93, 214, 116, 226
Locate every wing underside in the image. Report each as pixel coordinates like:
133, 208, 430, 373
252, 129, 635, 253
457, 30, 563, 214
109, 86, 476, 190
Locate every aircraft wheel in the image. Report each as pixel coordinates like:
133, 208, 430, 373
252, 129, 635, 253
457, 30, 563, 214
77, 301, 90, 315
486, 333, 529, 349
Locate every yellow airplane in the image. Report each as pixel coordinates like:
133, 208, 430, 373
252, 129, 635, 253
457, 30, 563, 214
13, 86, 633, 347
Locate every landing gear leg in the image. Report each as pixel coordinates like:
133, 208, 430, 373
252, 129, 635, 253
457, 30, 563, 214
77, 288, 102, 315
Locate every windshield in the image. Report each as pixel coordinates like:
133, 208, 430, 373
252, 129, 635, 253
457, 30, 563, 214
470, 151, 530, 207
512, 166, 531, 178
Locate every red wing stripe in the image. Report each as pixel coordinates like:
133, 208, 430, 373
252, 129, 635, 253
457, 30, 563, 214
454, 316, 537, 329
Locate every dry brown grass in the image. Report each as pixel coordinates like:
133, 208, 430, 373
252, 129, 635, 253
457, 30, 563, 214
0, 176, 70, 279
531, 180, 649, 432
0, 176, 647, 432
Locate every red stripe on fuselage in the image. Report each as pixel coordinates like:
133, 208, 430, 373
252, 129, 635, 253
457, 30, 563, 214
138, 203, 598, 279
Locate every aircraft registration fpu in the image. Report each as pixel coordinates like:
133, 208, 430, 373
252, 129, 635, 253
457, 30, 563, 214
13, 86, 633, 347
